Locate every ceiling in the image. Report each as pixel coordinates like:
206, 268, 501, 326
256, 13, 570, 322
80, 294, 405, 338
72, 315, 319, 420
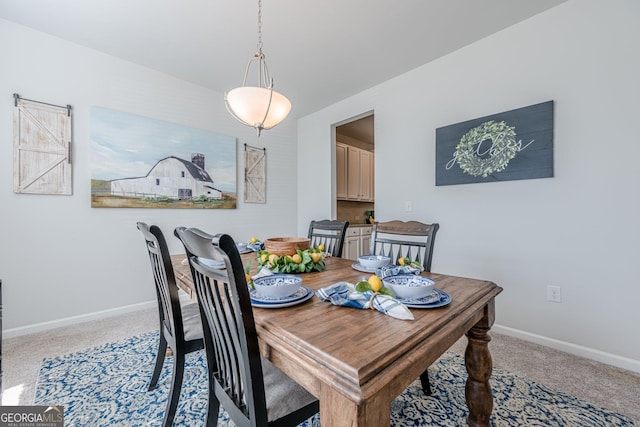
338, 115, 375, 146
0, 0, 566, 119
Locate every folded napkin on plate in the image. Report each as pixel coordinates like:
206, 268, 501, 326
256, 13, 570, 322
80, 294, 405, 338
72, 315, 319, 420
316, 282, 414, 320
247, 241, 265, 252
376, 264, 422, 278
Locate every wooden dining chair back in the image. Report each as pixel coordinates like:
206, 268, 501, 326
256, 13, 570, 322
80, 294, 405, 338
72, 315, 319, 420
307, 219, 350, 257
370, 220, 440, 271
174, 228, 319, 427
137, 222, 204, 427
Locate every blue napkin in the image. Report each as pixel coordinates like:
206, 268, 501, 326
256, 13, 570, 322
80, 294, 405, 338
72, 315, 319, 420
376, 265, 422, 278
247, 241, 265, 252
316, 282, 414, 320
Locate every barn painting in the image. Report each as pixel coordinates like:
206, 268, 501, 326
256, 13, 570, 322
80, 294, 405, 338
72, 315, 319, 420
90, 107, 236, 209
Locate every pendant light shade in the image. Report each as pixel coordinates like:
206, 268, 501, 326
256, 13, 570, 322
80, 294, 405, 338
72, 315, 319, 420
225, 85, 291, 133
225, 0, 291, 136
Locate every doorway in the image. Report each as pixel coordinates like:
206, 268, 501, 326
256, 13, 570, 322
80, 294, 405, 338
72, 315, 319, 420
334, 113, 375, 225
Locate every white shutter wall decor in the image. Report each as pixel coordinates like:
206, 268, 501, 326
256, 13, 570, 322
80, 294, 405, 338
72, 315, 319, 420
244, 144, 266, 204
13, 93, 72, 195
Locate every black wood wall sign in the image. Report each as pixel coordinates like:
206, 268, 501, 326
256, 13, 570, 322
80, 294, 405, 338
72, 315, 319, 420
435, 100, 553, 186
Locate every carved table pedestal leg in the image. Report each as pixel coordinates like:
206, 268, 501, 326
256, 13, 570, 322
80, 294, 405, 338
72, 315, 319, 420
464, 300, 495, 427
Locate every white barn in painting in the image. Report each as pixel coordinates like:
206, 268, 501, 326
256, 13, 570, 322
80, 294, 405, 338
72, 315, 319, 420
110, 154, 223, 199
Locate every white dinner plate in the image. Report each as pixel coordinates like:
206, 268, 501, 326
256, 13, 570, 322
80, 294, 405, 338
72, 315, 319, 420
198, 258, 225, 269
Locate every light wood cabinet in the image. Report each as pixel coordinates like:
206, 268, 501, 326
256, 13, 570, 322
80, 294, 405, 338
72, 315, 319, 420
337, 143, 374, 202
343, 226, 373, 260
336, 143, 347, 199
359, 150, 373, 201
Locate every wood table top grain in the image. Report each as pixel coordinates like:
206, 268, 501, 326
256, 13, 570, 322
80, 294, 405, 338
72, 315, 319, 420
171, 253, 503, 427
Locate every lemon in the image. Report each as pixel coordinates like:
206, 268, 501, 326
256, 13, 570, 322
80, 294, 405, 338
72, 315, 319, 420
260, 253, 269, 263
245, 273, 252, 284
291, 254, 302, 264
318, 243, 325, 252
268, 254, 279, 266
310, 252, 322, 263
398, 257, 406, 266
368, 275, 383, 292
251, 237, 257, 243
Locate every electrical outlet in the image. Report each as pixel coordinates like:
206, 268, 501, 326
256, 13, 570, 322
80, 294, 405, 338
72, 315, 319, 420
547, 285, 562, 303
405, 201, 413, 212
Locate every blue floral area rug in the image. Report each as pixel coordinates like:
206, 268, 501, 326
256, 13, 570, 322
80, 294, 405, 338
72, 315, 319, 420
34, 331, 635, 426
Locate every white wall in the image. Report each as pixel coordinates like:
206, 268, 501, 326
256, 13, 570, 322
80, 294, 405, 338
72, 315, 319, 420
0, 19, 299, 333
298, 0, 640, 371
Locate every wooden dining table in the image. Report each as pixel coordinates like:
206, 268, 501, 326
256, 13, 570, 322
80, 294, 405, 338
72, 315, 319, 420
171, 253, 503, 427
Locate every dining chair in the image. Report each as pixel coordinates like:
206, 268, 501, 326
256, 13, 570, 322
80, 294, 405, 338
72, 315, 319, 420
370, 220, 439, 272
307, 219, 349, 257
137, 222, 205, 427
174, 227, 319, 427
369, 219, 440, 395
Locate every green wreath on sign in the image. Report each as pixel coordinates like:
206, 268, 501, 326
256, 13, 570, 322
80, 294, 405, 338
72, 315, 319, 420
455, 120, 518, 178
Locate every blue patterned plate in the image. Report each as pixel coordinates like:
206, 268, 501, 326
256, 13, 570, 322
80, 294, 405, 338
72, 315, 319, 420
351, 262, 377, 273
250, 286, 314, 308
250, 285, 308, 303
399, 289, 451, 309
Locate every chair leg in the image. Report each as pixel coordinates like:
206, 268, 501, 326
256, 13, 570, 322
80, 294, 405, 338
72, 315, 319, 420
420, 369, 432, 396
162, 351, 185, 427
149, 334, 168, 391
205, 390, 220, 427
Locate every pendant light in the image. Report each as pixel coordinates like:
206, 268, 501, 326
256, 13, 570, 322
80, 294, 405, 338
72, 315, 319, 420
224, 0, 291, 136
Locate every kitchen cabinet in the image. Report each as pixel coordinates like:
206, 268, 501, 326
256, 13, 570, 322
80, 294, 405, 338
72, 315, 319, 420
336, 143, 347, 199
343, 226, 373, 260
337, 143, 374, 202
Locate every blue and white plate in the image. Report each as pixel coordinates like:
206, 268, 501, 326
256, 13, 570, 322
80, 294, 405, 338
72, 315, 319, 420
351, 262, 377, 273
399, 289, 451, 309
250, 286, 314, 308
250, 285, 308, 304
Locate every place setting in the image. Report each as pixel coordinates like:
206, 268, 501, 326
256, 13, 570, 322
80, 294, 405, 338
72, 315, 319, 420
383, 275, 451, 309
249, 274, 314, 308
349, 255, 451, 309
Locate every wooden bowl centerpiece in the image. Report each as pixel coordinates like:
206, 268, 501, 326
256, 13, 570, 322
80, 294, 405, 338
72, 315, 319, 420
264, 237, 311, 256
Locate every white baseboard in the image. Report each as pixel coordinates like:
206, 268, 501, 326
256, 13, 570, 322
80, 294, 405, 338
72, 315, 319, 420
493, 324, 640, 374
3, 301, 156, 339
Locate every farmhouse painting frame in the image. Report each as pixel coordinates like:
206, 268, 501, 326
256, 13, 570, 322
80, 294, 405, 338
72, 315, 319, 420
90, 107, 237, 208
435, 101, 553, 186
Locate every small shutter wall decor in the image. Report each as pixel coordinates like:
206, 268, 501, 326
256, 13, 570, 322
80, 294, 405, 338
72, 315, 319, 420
13, 94, 72, 195
244, 144, 266, 204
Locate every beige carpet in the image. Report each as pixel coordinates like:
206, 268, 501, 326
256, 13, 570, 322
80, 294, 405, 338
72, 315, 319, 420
3, 307, 639, 423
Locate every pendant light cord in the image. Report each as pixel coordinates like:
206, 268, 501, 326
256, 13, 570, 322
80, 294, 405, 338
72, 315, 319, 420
257, 0, 263, 54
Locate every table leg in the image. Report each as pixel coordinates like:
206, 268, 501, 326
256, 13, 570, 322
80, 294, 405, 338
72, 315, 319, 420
320, 382, 390, 427
464, 301, 495, 427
